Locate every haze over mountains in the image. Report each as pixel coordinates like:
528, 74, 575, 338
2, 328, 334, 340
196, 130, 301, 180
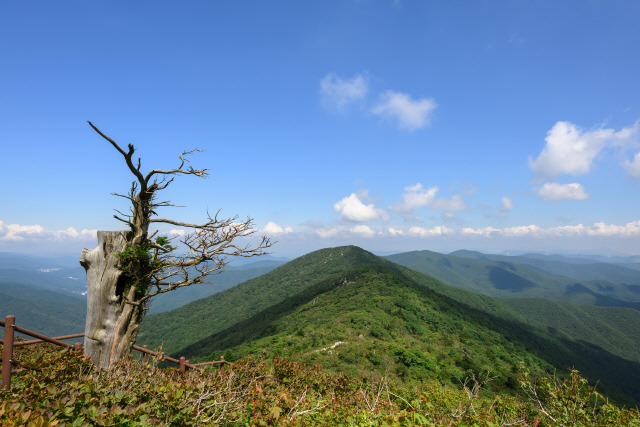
386, 250, 640, 309
3, 247, 640, 403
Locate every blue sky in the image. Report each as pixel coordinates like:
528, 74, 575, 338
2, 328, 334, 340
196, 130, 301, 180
1, 1, 639, 258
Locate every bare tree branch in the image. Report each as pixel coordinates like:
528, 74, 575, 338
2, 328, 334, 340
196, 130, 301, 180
88, 121, 147, 192
84, 122, 273, 367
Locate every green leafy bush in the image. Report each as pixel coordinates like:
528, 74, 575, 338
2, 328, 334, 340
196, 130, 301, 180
2, 343, 639, 426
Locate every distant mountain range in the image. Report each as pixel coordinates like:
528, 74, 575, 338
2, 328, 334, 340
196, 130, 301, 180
386, 250, 640, 309
0, 252, 284, 335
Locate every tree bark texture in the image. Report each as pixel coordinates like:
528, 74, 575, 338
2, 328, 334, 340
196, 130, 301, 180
80, 230, 143, 370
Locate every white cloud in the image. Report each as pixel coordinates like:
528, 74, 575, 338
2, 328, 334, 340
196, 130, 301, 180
168, 229, 186, 236
390, 183, 468, 215
320, 73, 368, 112
263, 222, 293, 235
501, 224, 543, 236
461, 226, 501, 236
315, 226, 342, 238
256, 218, 640, 253
350, 225, 376, 238
408, 225, 452, 237
587, 221, 640, 236
460, 220, 640, 238
537, 182, 589, 201
624, 152, 640, 178
390, 183, 438, 214
334, 193, 387, 222
0, 220, 96, 242
529, 121, 639, 179
388, 227, 404, 236
371, 91, 437, 131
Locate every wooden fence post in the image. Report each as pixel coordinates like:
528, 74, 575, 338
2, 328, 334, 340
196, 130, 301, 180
1, 315, 16, 391
179, 356, 186, 374
142, 345, 148, 364
220, 355, 225, 375
74, 342, 83, 352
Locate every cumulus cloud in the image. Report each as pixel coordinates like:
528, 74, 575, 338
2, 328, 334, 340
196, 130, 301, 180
281, 218, 640, 246
408, 225, 452, 237
461, 220, 640, 238
529, 121, 639, 180
350, 225, 376, 238
263, 222, 293, 235
537, 182, 589, 201
390, 183, 468, 216
315, 227, 342, 238
320, 73, 368, 112
390, 183, 437, 214
313, 224, 377, 238
624, 152, 640, 178
388, 227, 404, 236
371, 91, 437, 131
0, 220, 96, 242
334, 193, 387, 222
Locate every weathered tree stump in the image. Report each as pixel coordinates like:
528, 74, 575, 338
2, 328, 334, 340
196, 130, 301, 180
81, 230, 142, 370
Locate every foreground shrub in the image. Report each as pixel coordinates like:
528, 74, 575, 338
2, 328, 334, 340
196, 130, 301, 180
1, 343, 639, 426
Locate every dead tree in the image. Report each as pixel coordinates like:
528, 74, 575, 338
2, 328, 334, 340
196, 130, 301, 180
81, 122, 272, 370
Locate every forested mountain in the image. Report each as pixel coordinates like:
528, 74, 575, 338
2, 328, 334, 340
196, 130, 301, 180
0, 281, 86, 338
386, 249, 640, 308
451, 249, 640, 285
147, 262, 285, 313
0, 252, 87, 337
140, 246, 640, 404
500, 298, 640, 363
0, 251, 285, 326
138, 246, 385, 354
0, 252, 87, 295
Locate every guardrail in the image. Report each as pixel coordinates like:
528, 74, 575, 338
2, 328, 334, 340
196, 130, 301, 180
1, 314, 232, 391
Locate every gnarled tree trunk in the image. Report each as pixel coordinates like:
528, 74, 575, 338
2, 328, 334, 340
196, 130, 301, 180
80, 123, 272, 369
80, 230, 143, 370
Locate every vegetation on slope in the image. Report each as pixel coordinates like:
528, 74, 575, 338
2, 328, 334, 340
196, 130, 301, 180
139, 246, 640, 404
501, 298, 640, 363
180, 264, 551, 394
175, 262, 640, 404
451, 250, 640, 286
396, 266, 640, 405
148, 264, 282, 314
138, 246, 387, 354
386, 250, 640, 308
2, 343, 639, 426
0, 281, 86, 338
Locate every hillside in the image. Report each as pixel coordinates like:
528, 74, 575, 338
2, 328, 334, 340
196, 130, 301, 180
141, 246, 640, 404
0, 281, 86, 338
178, 264, 552, 393
138, 246, 387, 354
148, 263, 283, 314
500, 298, 640, 363
386, 249, 640, 308
452, 249, 640, 287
